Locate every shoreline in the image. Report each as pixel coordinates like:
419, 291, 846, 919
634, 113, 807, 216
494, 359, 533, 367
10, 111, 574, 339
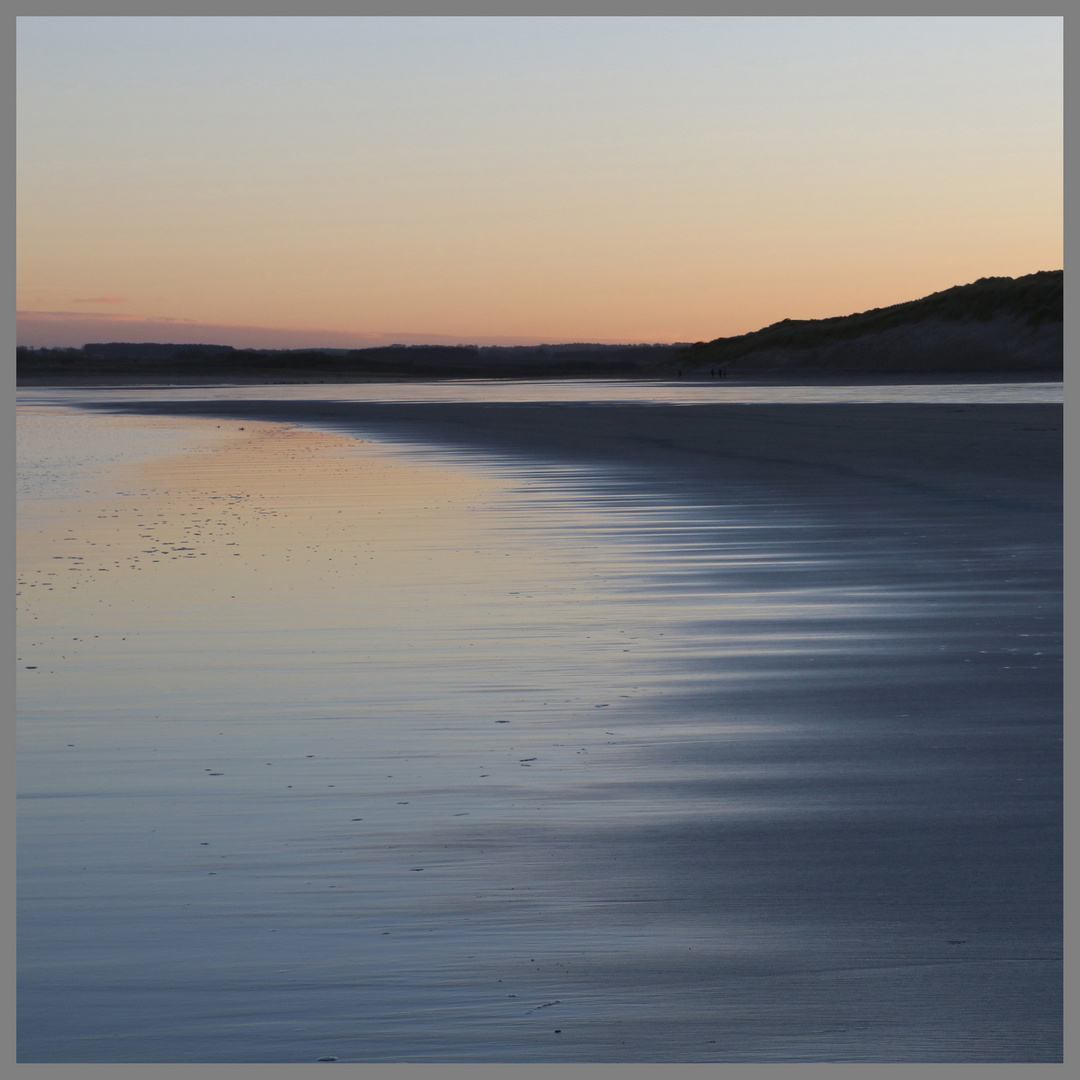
17, 371, 1064, 388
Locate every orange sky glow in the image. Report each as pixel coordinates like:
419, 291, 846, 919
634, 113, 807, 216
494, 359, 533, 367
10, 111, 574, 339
17, 16, 1062, 349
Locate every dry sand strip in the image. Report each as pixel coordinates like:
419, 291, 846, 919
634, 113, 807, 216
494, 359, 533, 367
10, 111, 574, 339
83, 400, 1062, 513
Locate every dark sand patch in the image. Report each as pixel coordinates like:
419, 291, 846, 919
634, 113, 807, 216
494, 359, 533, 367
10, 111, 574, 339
83, 398, 1062, 510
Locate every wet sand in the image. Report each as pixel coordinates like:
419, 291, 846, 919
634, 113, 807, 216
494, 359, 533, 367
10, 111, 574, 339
86, 398, 1062, 509
18, 397, 1061, 1062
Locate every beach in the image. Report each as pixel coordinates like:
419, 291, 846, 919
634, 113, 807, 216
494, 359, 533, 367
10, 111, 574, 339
17, 386, 1062, 1062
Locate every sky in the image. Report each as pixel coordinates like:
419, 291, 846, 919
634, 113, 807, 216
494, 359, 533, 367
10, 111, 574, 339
17, 15, 1062, 349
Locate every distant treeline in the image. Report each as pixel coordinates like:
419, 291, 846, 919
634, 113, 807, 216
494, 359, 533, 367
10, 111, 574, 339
672, 270, 1062, 372
17, 341, 684, 379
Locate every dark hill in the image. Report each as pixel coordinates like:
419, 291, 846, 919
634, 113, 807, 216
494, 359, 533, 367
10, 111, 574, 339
672, 271, 1062, 375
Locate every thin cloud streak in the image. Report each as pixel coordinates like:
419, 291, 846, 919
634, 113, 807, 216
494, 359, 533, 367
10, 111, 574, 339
16, 310, 573, 349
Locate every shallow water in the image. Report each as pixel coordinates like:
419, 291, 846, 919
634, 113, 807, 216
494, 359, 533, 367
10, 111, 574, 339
17, 400, 1061, 1062
17, 376, 1063, 411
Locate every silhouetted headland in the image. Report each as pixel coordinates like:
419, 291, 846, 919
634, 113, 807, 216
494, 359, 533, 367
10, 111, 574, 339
671, 270, 1062, 377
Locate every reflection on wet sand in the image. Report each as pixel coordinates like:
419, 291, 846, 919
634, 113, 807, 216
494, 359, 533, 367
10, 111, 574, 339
17, 401, 1061, 1063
